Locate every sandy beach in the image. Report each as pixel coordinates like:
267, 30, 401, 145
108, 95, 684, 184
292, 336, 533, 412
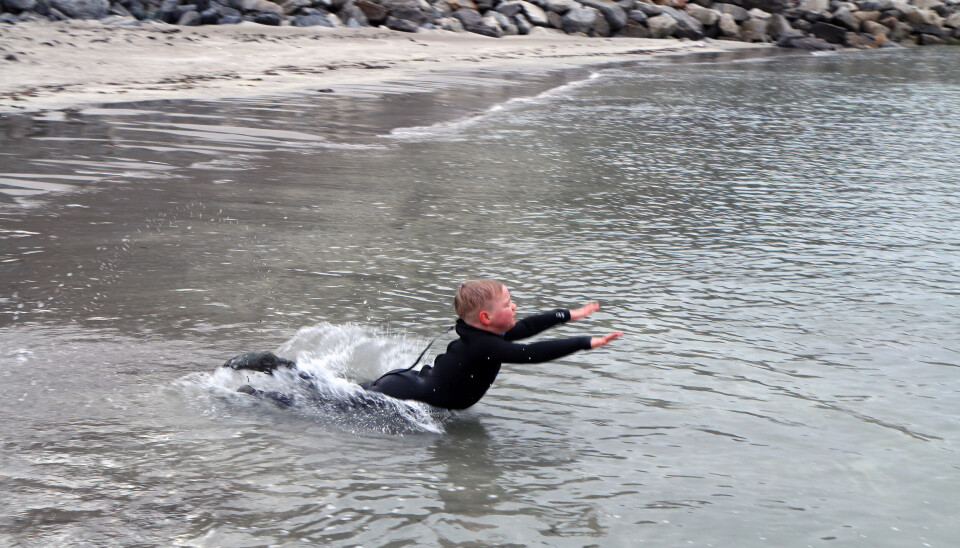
0, 20, 770, 113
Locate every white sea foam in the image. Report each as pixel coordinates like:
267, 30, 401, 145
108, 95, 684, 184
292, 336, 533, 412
387, 71, 606, 141
178, 322, 450, 435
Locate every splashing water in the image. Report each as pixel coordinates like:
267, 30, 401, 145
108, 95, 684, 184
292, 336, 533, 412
176, 322, 451, 435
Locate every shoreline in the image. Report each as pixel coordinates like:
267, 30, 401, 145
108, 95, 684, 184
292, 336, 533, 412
0, 20, 774, 114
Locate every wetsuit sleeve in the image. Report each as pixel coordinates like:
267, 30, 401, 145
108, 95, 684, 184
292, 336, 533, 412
488, 336, 592, 364
503, 309, 571, 341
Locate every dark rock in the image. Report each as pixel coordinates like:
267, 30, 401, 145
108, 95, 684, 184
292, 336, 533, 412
544, 0, 577, 13
445, 0, 477, 9
878, 8, 899, 21
294, 12, 335, 24
578, 0, 627, 30
355, 0, 387, 24
178, 8, 202, 23
809, 20, 847, 42
844, 30, 877, 47
451, 6, 482, 24
777, 34, 840, 49
617, 18, 651, 34
766, 12, 800, 39
712, 2, 747, 21
474, 0, 493, 10
429, 1, 452, 18
49, 0, 109, 18
385, 14, 419, 29
791, 17, 810, 31
853, 10, 881, 23
632, 1, 661, 16
489, 10, 518, 32
32, 0, 52, 16
108, 1, 133, 16
917, 32, 944, 44
339, 1, 369, 25
801, 9, 827, 22
220, 12, 242, 21
798, 0, 828, 10
126, 0, 150, 19
514, 12, 532, 32
47, 6, 69, 19
659, 5, 703, 38
862, 19, 888, 35
281, 0, 310, 14
157, 0, 179, 22
856, 0, 880, 9
901, 7, 933, 26
389, 3, 429, 25
316, 0, 346, 10
519, 0, 548, 25
912, 22, 948, 38
592, 6, 611, 33
877, 14, 897, 28
547, 9, 561, 26
831, 6, 859, 30
686, 4, 719, 26
887, 19, 912, 40
722, 0, 787, 12
561, 5, 596, 32
212, 1, 241, 17
496, 0, 523, 17
452, 7, 501, 34
4, 53, 18, 60
627, 8, 646, 22
718, 11, 738, 34
646, 12, 677, 36
739, 17, 767, 40
252, 10, 281, 23
0, 12, 18, 22
3, 0, 36, 13
199, 7, 221, 22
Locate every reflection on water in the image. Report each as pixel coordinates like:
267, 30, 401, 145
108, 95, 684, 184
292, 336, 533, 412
1, 47, 959, 546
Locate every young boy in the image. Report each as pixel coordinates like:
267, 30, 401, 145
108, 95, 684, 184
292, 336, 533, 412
360, 278, 623, 410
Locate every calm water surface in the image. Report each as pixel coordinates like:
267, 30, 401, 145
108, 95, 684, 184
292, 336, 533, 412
1, 47, 959, 547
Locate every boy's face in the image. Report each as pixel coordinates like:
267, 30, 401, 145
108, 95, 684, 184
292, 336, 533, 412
484, 287, 517, 333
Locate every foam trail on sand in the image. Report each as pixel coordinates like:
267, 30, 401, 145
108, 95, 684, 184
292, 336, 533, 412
386, 71, 605, 141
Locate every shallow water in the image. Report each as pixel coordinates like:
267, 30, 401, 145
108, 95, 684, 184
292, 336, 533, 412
1, 47, 959, 547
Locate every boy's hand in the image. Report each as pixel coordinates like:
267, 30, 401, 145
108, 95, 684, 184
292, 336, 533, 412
570, 301, 600, 321
590, 331, 623, 349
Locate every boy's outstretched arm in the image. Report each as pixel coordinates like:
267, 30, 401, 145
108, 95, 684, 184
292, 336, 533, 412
570, 302, 622, 348
570, 301, 600, 321
591, 331, 624, 348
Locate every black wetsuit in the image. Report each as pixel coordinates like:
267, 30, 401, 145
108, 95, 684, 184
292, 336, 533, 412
361, 309, 592, 410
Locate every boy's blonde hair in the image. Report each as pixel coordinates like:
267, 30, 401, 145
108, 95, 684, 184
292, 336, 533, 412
455, 279, 506, 319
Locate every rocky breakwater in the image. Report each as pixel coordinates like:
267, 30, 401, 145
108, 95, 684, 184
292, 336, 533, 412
1, 0, 958, 48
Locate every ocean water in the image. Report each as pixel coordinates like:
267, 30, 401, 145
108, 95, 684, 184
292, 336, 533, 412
1, 47, 959, 547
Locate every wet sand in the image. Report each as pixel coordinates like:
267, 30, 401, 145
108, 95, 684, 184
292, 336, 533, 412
0, 20, 770, 114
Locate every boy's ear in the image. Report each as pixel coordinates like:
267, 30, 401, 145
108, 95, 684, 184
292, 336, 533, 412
477, 309, 492, 325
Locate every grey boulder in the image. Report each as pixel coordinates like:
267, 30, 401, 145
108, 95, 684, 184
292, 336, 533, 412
577, 0, 627, 30
561, 5, 596, 33
50, 0, 109, 18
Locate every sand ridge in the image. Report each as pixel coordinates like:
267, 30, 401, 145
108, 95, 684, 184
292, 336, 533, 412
0, 20, 770, 113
